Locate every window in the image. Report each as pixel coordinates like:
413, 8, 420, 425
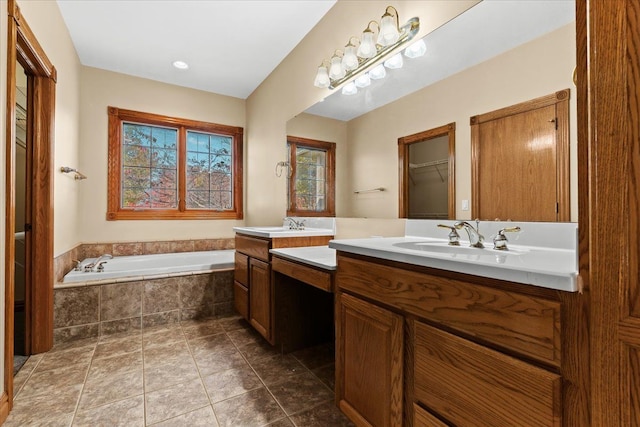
107, 107, 243, 220
287, 136, 335, 216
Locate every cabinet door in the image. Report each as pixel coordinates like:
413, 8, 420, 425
336, 292, 403, 427
249, 258, 273, 344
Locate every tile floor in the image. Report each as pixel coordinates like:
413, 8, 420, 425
6, 315, 354, 426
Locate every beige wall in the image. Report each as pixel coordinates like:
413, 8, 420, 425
286, 113, 349, 216
245, 0, 479, 226
78, 67, 246, 245
346, 23, 577, 220
17, 0, 83, 256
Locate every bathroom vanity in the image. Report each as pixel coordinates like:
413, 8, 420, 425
329, 220, 586, 427
233, 222, 334, 344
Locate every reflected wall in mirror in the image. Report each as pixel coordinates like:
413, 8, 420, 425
399, 123, 455, 219
290, 1, 576, 221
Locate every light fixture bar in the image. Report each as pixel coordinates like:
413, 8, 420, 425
319, 14, 420, 90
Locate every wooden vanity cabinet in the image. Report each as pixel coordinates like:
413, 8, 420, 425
234, 233, 332, 344
335, 292, 403, 427
335, 252, 586, 427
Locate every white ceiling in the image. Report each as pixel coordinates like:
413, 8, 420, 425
56, 0, 336, 99
306, 0, 575, 121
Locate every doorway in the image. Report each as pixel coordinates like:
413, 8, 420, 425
398, 123, 456, 219
4, 0, 56, 413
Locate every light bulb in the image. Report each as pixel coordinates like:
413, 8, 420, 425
369, 64, 387, 80
354, 73, 371, 88
378, 14, 400, 46
357, 31, 376, 59
342, 45, 359, 71
384, 53, 403, 69
404, 39, 426, 58
329, 56, 345, 80
313, 66, 330, 88
341, 81, 358, 95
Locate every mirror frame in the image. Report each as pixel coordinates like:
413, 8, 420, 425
398, 122, 456, 219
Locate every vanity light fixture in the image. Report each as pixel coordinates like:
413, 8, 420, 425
313, 5, 420, 91
342, 81, 358, 95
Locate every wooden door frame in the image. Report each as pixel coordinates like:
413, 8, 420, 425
3, 0, 55, 417
470, 89, 570, 221
398, 122, 456, 219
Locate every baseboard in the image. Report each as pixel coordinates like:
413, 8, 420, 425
0, 391, 10, 425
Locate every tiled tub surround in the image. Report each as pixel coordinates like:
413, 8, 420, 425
54, 270, 235, 344
54, 238, 235, 283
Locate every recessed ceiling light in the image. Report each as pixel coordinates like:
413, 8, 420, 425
172, 60, 189, 70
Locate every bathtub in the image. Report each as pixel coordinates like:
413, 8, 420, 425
62, 250, 235, 284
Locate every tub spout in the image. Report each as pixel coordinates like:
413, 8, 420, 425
85, 254, 113, 272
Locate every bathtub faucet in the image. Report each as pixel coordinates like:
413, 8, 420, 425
85, 254, 113, 272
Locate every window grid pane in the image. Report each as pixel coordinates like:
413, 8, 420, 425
294, 146, 327, 212
186, 131, 233, 210
121, 123, 178, 209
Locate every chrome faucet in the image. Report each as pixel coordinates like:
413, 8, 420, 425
454, 220, 485, 248
85, 254, 113, 272
493, 226, 521, 250
437, 224, 460, 246
284, 217, 305, 230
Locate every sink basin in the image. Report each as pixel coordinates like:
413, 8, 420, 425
233, 226, 334, 238
393, 241, 527, 259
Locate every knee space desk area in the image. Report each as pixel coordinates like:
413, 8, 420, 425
269, 246, 337, 353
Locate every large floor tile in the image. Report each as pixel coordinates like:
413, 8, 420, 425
9, 384, 81, 425
18, 364, 88, 400
142, 326, 185, 350
78, 369, 143, 410
144, 358, 200, 392
35, 346, 94, 373
290, 344, 334, 370
202, 364, 263, 403
181, 318, 225, 340
93, 335, 141, 359
212, 387, 286, 427
193, 347, 248, 377
268, 371, 334, 415
289, 401, 355, 427
145, 379, 210, 425
72, 395, 145, 427
250, 354, 306, 386
143, 340, 192, 367
149, 405, 219, 427
86, 350, 142, 380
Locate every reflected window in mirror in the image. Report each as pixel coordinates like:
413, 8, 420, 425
398, 123, 455, 219
287, 136, 336, 217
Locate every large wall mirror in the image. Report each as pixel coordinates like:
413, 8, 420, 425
286, 0, 576, 222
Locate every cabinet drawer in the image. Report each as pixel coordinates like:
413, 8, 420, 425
234, 252, 249, 286
414, 321, 561, 427
413, 404, 447, 427
234, 281, 249, 321
336, 255, 561, 366
272, 256, 333, 292
235, 234, 270, 262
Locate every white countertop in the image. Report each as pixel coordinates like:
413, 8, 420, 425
233, 226, 334, 238
329, 236, 579, 292
270, 246, 336, 271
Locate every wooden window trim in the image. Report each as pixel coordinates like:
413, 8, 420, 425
107, 107, 243, 220
287, 135, 336, 217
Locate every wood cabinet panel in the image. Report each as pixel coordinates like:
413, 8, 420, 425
337, 255, 561, 366
337, 292, 403, 427
249, 258, 273, 343
235, 234, 270, 262
413, 404, 447, 427
271, 235, 333, 249
233, 281, 249, 321
234, 252, 249, 286
271, 257, 332, 292
414, 321, 561, 427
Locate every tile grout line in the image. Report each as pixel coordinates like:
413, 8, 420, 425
67, 339, 99, 427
